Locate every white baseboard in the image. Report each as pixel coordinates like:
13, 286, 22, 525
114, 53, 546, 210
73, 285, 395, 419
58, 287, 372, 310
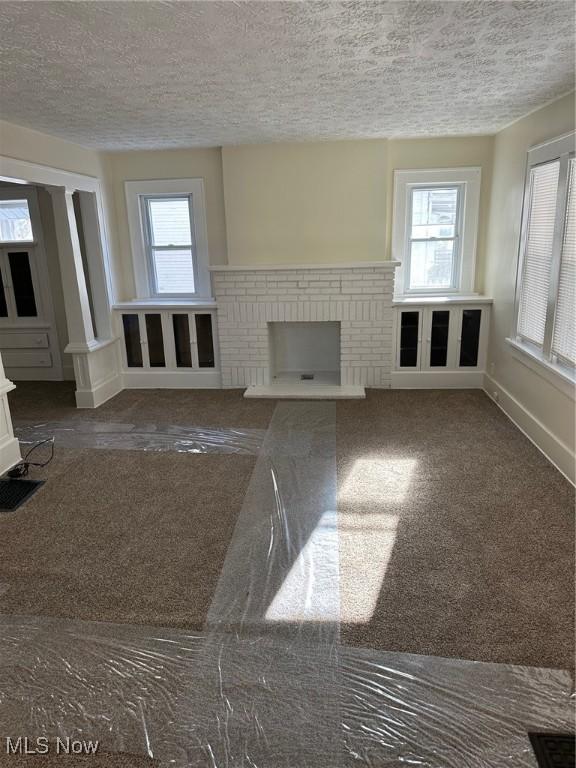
391, 370, 484, 389
5, 368, 65, 381
75, 373, 123, 409
121, 369, 222, 389
483, 373, 575, 485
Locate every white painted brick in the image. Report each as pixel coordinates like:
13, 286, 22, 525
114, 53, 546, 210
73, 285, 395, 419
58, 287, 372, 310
214, 264, 395, 389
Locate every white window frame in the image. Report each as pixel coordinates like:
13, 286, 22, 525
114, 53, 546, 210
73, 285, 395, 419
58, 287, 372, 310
392, 168, 481, 297
0, 186, 36, 246
510, 131, 575, 385
125, 179, 211, 300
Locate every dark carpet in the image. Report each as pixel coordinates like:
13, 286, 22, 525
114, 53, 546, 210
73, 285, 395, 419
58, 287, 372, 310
0, 754, 157, 767
4, 383, 574, 669
337, 390, 575, 669
0, 447, 254, 628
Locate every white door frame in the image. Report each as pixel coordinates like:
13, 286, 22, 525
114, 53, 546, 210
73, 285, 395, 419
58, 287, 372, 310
0, 155, 121, 407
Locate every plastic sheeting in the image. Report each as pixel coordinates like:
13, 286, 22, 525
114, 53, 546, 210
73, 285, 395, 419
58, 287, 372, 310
0, 616, 572, 767
1, 402, 573, 766
14, 420, 265, 455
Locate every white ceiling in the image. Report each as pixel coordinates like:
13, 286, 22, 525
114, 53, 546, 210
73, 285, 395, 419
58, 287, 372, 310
0, 1, 574, 150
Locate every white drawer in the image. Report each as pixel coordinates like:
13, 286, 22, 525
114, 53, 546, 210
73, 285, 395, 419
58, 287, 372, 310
2, 350, 52, 368
0, 332, 49, 349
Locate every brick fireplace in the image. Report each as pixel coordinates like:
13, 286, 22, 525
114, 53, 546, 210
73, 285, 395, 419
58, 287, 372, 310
210, 263, 398, 396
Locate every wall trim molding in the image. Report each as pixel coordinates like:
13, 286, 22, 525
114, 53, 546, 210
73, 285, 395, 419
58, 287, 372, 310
483, 373, 575, 485
0, 155, 99, 193
391, 370, 484, 389
121, 370, 222, 389
210, 261, 400, 272
75, 371, 123, 409
65, 337, 118, 355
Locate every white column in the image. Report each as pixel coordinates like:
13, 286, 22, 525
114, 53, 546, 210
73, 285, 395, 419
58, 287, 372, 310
0, 353, 21, 474
47, 186, 96, 348
48, 186, 122, 408
78, 190, 113, 339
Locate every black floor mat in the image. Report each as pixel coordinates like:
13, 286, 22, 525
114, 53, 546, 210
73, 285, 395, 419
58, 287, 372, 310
0, 478, 44, 511
529, 732, 575, 768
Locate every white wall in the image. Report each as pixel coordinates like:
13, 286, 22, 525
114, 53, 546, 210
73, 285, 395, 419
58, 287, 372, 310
101, 148, 228, 300
101, 137, 496, 297
386, 136, 494, 293
0, 119, 103, 177
270, 322, 340, 376
0, 119, 122, 310
222, 140, 388, 266
483, 93, 575, 482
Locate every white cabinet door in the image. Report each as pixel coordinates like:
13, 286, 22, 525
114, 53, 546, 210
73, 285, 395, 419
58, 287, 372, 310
421, 307, 459, 371
455, 307, 488, 370
396, 309, 422, 369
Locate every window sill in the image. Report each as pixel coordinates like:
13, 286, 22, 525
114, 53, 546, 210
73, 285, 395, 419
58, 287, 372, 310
113, 298, 217, 311
505, 337, 575, 399
393, 294, 493, 305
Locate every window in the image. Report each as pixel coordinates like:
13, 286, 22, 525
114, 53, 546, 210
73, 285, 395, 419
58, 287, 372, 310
125, 179, 211, 299
407, 185, 462, 290
142, 196, 195, 294
393, 168, 481, 296
0, 199, 33, 242
513, 133, 575, 375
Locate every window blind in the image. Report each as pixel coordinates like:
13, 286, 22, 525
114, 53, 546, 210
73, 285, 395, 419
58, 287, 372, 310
552, 158, 576, 365
517, 160, 560, 347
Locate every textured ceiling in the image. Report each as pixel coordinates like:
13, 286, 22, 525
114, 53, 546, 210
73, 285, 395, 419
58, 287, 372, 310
0, 1, 574, 150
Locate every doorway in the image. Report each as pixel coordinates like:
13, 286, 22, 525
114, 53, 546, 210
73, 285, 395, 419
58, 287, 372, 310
0, 184, 63, 380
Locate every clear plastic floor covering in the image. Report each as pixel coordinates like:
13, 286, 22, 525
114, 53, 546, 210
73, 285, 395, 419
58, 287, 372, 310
14, 421, 265, 455
1, 403, 573, 766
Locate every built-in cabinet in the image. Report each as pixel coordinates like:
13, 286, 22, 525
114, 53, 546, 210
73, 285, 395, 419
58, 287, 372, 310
392, 299, 491, 388
114, 303, 220, 388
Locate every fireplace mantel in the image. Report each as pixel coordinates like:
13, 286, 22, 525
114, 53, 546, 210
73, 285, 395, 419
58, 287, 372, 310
209, 261, 400, 272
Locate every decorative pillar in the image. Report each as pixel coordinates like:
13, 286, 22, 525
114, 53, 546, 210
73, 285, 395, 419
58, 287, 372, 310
77, 190, 113, 339
48, 186, 121, 408
47, 186, 96, 348
0, 353, 21, 474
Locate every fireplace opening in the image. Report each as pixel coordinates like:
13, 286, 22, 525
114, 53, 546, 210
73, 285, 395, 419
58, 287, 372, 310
268, 321, 341, 386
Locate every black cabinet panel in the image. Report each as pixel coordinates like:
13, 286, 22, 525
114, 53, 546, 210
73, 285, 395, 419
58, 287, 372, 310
173, 314, 192, 368
430, 310, 450, 367
145, 314, 165, 367
399, 311, 419, 367
459, 309, 482, 367
195, 314, 215, 368
122, 314, 143, 368
0, 273, 8, 318
8, 252, 37, 317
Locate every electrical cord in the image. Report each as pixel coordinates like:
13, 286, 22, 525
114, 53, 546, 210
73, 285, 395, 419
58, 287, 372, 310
7, 437, 55, 478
